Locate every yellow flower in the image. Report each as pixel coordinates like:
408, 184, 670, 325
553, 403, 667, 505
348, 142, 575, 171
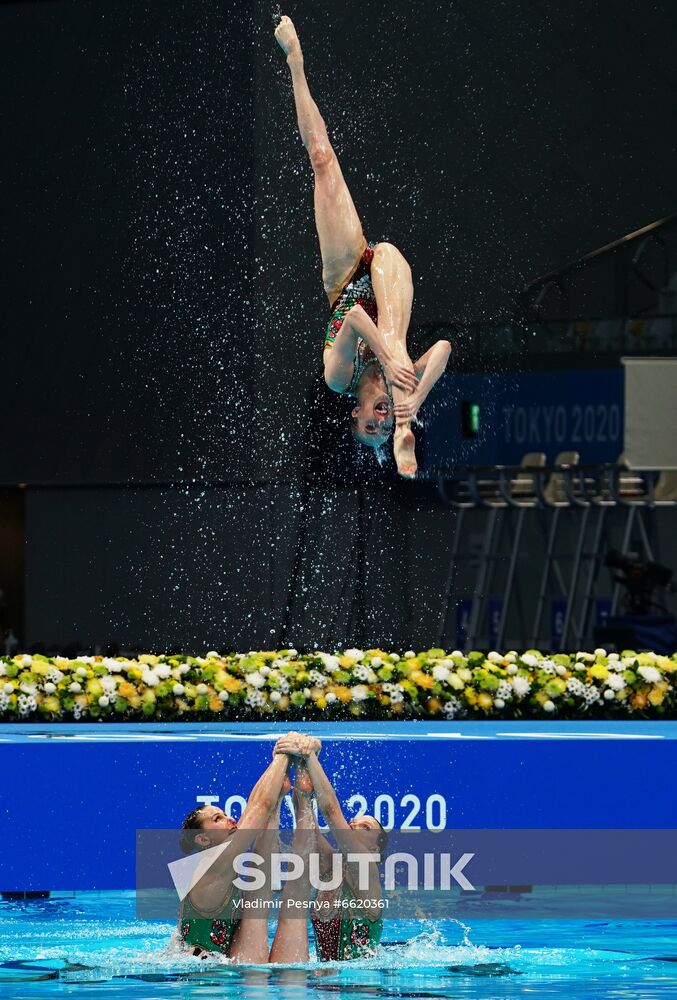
277, 695, 290, 710
379, 695, 390, 706
339, 656, 355, 668
334, 686, 353, 704
631, 690, 648, 710
411, 671, 434, 690
42, 695, 60, 714
589, 664, 609, 681
209, 695, 224, 712
448, 672, 464, 690
139, 655, 160, 666
464, 687, 477, 705
648, 686, 665, 706
129, 694, 142, 709
316, 696, 327, 710
309, 687, 323, 701
222, 675, 242, 693
477, 692, 493, 711
427, 697, 442, 714
390, 702, 404, 715
119, 681, 136, 699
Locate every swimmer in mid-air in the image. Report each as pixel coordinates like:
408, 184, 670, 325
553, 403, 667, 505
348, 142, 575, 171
275, 15, 451, 478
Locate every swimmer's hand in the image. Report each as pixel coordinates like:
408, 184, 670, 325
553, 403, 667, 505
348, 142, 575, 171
275, 15, 301, 59
382, 357, 419, 394
393, 393, 421, 424
274, 732, 321, 757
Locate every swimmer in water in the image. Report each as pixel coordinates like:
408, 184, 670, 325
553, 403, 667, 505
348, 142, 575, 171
275, 15, 452, 478
274, 732, 386, 961
178, 732, 321, 963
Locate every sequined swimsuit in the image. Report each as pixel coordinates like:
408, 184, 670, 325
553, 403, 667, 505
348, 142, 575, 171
311, 883, 383, 962
324, 242, 384, 397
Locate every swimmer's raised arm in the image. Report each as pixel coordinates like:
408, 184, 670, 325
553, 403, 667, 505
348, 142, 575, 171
324, 304, 418, 395
393, 339, 452, 424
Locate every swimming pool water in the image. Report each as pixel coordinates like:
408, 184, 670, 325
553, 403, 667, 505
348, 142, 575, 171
1, 892, 676, 1000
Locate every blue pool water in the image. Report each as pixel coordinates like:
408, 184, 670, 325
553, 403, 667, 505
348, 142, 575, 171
2, 723, 677, 997
1, 892, 676, 999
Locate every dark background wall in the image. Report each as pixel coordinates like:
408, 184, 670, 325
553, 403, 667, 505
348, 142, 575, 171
2, 0, 677, 648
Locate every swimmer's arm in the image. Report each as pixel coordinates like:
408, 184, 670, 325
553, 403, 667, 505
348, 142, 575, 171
394, 340, 451, 424
324, 305, 418, 394
194, 753, 290, 891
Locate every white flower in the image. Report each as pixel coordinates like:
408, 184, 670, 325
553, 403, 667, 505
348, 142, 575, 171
487, 651, 503, 663
504, 651, 517, 663
196, 683, 209, 695
344, 648, 365, 661
308, 670, 327, 688
352, 664, 376, 683
496, 680, 513, 700
303, 687, 311, 697
606, 674, 626, 691
46, 667, 64, 684
76, 666, 88, 678
443, 697, 462, 717
608, 652, 620, 661
18, 693, 37, 716
0, 664, 6, 677
0, 694, 9, 711
543, 700, 555, 712
3, 682, 14, 694
20, 682, 37, 696
604, 689, 615, 701
155, 664, 171, 680
44, 682, 56, 694
272, 658, 287, 669
142, 670, 159, 687
638, 666, 661, 684
511, 676, 531, 697
318, 653, 340, 673
583, 686, 601, 704
172, 683, 185, 696
404, 650, 416, 659
555, 663, 567, 676
351, 684, 369, 702
245, 671, 265, 689
449, 650, 464, 658
259, 665, 271, 677
506, 663, 519, 675
269, 690, 281, 703
101, 675, 117, 693
594, 648, 607, 658
539, 659, 556, 675
245, 690, 266, 707
432, 665, 450, 683
566, 677, 586, 696
179, 664, 191, 675
19, 655, 33, 666
218, 690, 230, 702
69, 682, 82, 694
287, 648, 298, 657
325, 692, 337, 704
206, 651, 220, 658
521, 653, 539, 668
389, 689, 404, 704
279, 679, 290, 695
389, 653, 400, 662
98, 696, 109, 707
370, 656, 383, 667
494, 698, 505, 709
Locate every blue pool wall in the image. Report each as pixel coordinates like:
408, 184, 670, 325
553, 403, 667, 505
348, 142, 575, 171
1, 721, 676, 892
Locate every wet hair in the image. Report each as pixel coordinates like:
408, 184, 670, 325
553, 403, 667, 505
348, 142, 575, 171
350, 413, 394, 449
179, 806, 206, 855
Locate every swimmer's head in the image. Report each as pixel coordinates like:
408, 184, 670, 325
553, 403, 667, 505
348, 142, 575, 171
348, 814, 389, 853
179, 805, 237, 854
351, 394, 394, 449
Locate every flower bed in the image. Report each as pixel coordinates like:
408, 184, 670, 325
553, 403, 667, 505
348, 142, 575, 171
1, 648, 676, 721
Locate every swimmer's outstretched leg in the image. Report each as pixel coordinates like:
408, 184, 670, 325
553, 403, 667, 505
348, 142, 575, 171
275, 15, 366, 299
229, 766, 291, 963
371, 243, 417, 478
268, 766, 314, 963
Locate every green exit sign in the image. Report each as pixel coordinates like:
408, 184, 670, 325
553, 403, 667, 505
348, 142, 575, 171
462, 401, 480, 437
